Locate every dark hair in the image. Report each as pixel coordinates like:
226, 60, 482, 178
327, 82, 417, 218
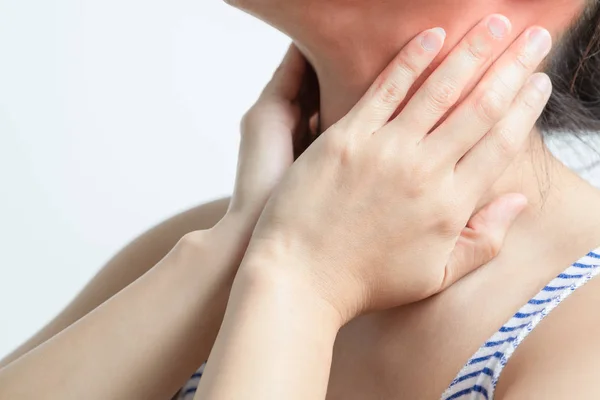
540, 0, 600, 136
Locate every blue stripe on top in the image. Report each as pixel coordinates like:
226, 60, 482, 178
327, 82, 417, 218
441, 246, 600, 400
446, 385, 490, 400
452, 368, 494, 385
542, 284, 572, 292
498, 323, 529, 332
177, 364, 205, 399
588, 251, 600, 259
527, 297, 554, 305
467, 351, 504, 366
512, 309, 544, 319
573, 262, 596, 268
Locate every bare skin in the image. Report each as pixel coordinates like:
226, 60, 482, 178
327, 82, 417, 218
0, 37, 524, 400
0, 198, 229, 369
3, 1, 600, 399
327, 157, 600, 399
223, 0, 600, 398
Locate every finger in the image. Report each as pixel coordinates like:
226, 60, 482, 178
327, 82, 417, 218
441, 193, 528, 290
234, 104, 298, 217
456, 72, 552, 194
386, 14, 512, 141
425, 26, 552, 163
262, 43, 307, 101
344, 27, 446, 134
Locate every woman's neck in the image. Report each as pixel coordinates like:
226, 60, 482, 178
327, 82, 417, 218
292, 1, 585, 131
301, 6, 600, 263
290, 0, 600, 238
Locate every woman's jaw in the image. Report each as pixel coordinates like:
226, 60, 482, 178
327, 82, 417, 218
222, 0, 600, 246
228, 0, 586, 129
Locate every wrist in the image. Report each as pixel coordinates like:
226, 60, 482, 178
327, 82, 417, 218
199, 253, 340, 399
240, 235, 368, 325
236, 252, 345, 332
204, 212, 256, 264
216, 209, 259, 246
168, 214, 251, 290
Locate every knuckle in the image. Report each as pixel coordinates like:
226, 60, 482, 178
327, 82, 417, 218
490, 67, 519, 96
461, 35, 493, 63
323, 130, 353, 164
488, 126, 519, 157
520, 84, 545, 112
424, 78, 460, 112
432, 200, 463, 235
377, 76, 406, 106
394, 52, 422, 82
436, 213, 462, 236
515, 51, 537, 71
474, 89, 506, 123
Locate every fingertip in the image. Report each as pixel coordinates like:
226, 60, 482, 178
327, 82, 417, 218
501, 193, 528, 216
469, 193, 527, 231
485, 193, 527, 229
281, 43, 307, 71
265, 43, 308, 99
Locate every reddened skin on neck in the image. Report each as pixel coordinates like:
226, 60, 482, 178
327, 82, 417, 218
229, 0, 586, 128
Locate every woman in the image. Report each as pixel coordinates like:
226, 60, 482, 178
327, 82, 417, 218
192, 17, 561, 399
0, 21, 531, 399
1, 0, 600, 399
190, 1, 600, 398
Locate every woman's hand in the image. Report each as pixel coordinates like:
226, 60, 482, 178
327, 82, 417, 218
220, 41, 524, 281
243, 15, 553, 324
196, 15, 552, 400
225, 45, 310, 230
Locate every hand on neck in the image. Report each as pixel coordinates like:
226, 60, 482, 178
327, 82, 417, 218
283, 0, 588, 217
287, 0, 586, 129
234, 0, 600, 254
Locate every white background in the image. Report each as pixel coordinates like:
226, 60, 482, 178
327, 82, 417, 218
0, 0, 289, 358
1, 0, 600, 361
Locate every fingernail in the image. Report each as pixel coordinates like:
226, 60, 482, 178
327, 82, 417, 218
527, 27, 552, 57
421, 27, 446, 51
528, 73, 551, 93
487, 15, 511, 39
431, 27, 446, 39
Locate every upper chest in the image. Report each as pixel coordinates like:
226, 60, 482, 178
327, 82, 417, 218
324, 252, 600, 400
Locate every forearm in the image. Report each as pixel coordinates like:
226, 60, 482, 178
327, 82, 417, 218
195, 263, 342, 400
0, 198, 229, 369
0, 216, 241, 400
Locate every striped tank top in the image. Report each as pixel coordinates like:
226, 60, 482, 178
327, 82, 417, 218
176, 247, 600, 400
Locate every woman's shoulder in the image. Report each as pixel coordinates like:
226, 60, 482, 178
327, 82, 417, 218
494, 255, 600, 399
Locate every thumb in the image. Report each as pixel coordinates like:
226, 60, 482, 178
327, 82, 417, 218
442, 193, 528, 290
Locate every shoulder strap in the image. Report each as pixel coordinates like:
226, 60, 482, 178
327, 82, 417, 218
441, 248, 600, 400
